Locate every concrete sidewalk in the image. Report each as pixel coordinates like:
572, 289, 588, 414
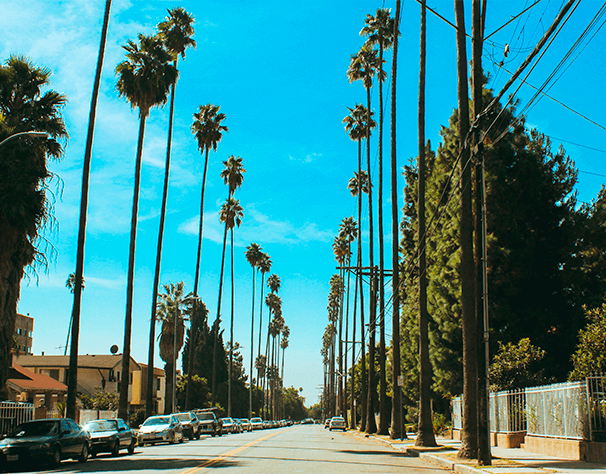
357, 433, 606, 474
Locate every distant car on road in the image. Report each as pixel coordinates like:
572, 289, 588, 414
220, 417, 236, 433
0, 418, 90, 468
329, 416, 346, 431
195, 410, 222, 437
137, 415, 183, 446
250, 417, 264, 430
239, 418, 252, 432
172, 412, 200, 440
83, 418, 135, 457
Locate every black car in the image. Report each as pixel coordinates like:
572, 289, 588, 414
194, 410, 223, 437
0, 418, 90, 468
83, 418, 135, 457
172, 412, 200, 440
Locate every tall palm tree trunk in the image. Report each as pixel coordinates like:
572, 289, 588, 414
390, 0, 405, 441
454, 0, 478, 459
249, 267, 256, 419
377, 41, 389, 437
257, 273, 266, 386
416, 0, 437, 447
350, 257, 358, 429
211, 221, 229, 406
187, 144, 211, 409
67, 0, 112, 420
365, 87, 377, 435
357, 138, 367, 432
149, 58, 178, 417
228, 227, 235, 416
119, 110, 148, 420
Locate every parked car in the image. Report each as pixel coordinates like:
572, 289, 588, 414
137, 415, 183, 446
83, 418, 135, 457
232, 419, 243, 433
220, 417, 236, 433
324, 418, 330, 429
239, 418, 252, 432
195, 410, 222, 437
0, 418, 90, 468
173, 412, 200, 440
329, 416, 346, 432
250, 417, 264, 430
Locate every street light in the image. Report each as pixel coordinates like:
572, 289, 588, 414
0, 131, 49, 148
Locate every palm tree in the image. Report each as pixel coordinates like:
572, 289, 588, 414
263, 280, 281, 417
148, 6, 196, 416
339, 217, 358, 426
455, 0, 478, 459
333, 235, 349, 421
67, 0, 111, 420
361, 8, 394, 436
157, 282, 189, 414
216, 197, 244, 415
211, 157, 245, 407
347, 42, 381, 434
0, 56, 67, 402
390, 0, 404, 441
115, 33, 177, 419
245, 242, 263, 418
280, 325, 290, 418
191, 103, 228, 295
256, 253, 272, 387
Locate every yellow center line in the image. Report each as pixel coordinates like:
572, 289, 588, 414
181, 428, 293, 474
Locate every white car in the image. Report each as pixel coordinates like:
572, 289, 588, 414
239, 418, 253, 432
329, 416, 346, 431
250, 417, 264, 430
137, 415, 184, 446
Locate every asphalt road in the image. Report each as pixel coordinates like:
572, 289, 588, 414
12, 425, 449, 474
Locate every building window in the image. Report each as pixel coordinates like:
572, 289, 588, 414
130, 373, 133, 384
156, 378, 160, 391
49, 369, 59, 381
108, 369, 116, 382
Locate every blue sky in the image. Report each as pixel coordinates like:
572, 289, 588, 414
2, 0, 605, 406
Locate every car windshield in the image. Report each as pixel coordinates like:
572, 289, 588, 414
221, 418, 233, 423
251, 418, 262, 423
84, 421, 117, 432
143, 417, 170, 426
175, 413, 191, 422
9, 421, 58, 437
198, 413, 214, 421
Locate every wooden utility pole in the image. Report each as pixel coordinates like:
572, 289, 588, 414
390, 0, 404, 441
416, 0, 438, 447
454, 0, 478, 459
472, 0, 491, 465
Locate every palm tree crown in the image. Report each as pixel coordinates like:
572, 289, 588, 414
346, 43, 383, 90
267, 274, 281, 294
246, 243, 263, 269
339, 216, 358, 244
219, 197, 244, 230
116, 34, 177, 118
361, 8, 395, 54
221, 155, 246, 197
348, 170, 370, 197
158, 7, 196, 60
192, 103, 228, 153
343, 104, 376, 142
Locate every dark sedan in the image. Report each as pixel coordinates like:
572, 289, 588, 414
83, 418, 135, 457
0, 418, 90, 468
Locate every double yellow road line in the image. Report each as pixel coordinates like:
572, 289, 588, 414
181, 429, 289, 473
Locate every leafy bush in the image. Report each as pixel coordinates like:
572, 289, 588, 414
569, 304, 606, 380
129, 408, 146, 428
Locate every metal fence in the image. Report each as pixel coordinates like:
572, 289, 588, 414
586, 375, 606, 442
525, 381, 586, 439
490, 389, 526, 433
453, 377, 604, 441
0, 402, 35, 436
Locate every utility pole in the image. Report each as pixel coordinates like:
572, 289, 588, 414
472, 0, 491, 465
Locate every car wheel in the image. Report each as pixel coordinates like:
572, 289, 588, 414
168, 431, 175, 445
211, 430, 216, 437
78, 443, 89, 463
51, 447, 61, 467
128, 440, 135, 455
111, 440, 120, 456
90, 450, 97, 458
179, 435, 184, 444
195, 431, 201, 440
